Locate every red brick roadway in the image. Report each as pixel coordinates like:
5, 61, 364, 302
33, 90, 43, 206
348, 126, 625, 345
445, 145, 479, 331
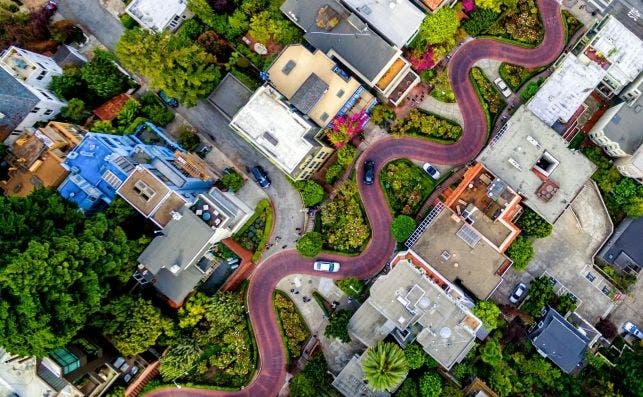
149, 1, 565, 395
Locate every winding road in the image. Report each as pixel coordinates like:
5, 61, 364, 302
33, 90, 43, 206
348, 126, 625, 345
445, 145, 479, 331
150, 1, 566, 395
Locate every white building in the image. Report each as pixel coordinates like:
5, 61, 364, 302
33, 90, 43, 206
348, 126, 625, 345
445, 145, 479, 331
0, 47, 66, 144
125, 0, 192, 32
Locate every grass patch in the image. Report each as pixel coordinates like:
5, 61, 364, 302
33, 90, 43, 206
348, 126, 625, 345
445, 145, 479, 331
232, 199, 274, 262
568, 132, 585, 150
380, 159, 437, 217
470, 67, 506, 131
312, 291, 332, 316
273, 290, 311, 363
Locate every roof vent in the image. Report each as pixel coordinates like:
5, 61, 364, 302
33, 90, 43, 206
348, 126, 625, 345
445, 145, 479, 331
508, 158, 523, 171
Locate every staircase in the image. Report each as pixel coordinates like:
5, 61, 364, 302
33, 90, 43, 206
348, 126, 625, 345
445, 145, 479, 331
124, 360, 160, 397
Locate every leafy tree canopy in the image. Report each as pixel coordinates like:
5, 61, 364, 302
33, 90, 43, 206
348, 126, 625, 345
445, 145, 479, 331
220, 170, 245, 192
507, 236, 534, 271
476, 0, 517, 12
472, 300, 502, 331
295, 180, 325, 207
296, 232, 323, 258
413, 7, 460, 49
324, 309, 352, 343
391, 215, 417, 242
516, 208, 552, 238
362, 341, 408, 392
419, 372, 442, 397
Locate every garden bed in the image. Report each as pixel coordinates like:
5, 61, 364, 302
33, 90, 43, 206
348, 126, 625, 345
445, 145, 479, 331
390, 109, 462, 143
484, 0, 544, 47
232, 199, 273, 261
380, 159, 437, 217
498, 63, 546, 91
428, 69, 455, 103
562, 10, 583, 44
470, 67, 506, 131
273, 290, 311, 363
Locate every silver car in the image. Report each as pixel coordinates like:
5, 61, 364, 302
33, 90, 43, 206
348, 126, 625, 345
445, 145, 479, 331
624, 321, 643, 339
313, 260, 341, 273
422, 163, 441, 180
509, 283, 527, 304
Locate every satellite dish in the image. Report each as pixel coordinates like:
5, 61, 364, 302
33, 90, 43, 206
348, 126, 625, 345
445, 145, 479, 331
418, 296, 430, 309
440, 327, 452, 339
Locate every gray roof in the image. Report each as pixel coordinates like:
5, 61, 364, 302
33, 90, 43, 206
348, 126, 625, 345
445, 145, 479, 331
280, 0, 398, 82
52, 45, 88, 68
599, 217, 643, 273
290, 73, 328, 114
604, 0, 643, 40
0, 68, 39, 137
152, 264, 204, 306
138, 206, 215, 275
208, 73, 254, 120
332, 353, 391, 397
530, 308, 589, 374
603, 97, 643, 154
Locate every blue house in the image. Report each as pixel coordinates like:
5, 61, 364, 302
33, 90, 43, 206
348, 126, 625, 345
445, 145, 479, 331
58, 125, 219, 218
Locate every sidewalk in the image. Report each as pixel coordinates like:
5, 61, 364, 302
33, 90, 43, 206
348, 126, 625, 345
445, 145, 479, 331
418, 95, 463, 126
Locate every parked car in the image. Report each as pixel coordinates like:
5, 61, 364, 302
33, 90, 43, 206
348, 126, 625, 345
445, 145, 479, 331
624, 321, 643, 339
509, 283, 527, 304
251, 165, 271, 188
313, 260, 341, 273
363, 160, 375, 185
422, 163, 441, 180
494, 77, 508, 90
501, 87, 513, 98
157, 90, 179, 108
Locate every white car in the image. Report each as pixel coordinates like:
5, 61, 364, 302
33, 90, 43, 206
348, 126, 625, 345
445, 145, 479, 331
624, 321, 643, 339
313, 260, 341, 273
422, 163, 441, 180
494, 77, 508, 90
509, 283, 527, 304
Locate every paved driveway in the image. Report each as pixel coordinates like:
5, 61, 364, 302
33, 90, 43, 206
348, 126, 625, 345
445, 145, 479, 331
57, 0, 124, 50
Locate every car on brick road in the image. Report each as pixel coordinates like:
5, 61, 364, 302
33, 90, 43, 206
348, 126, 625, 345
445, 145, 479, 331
313, 260, 341, 273
363, 160, 375, 185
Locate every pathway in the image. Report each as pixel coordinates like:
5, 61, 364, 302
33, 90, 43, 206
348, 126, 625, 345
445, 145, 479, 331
147, 0, 567, 395
418, 95, 463, 126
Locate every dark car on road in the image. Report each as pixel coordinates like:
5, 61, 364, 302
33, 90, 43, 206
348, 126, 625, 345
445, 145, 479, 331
251, 165, 271, 188
157, 90, 179, 108
363, 160, 375, 185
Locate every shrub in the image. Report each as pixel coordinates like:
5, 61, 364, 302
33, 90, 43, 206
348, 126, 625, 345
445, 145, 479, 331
507, 236, 534, 271
404, 342, 430, 370
429, 69, 455, 103
296, 232, 323, 258
470, 67, 505, 125
325, 163, 344, 185
119, 13, 138, 29
336, 145, 357, 168
336, 277, 364, 298
320, 181, 370, 253
462, 8, 500, 36
472, 301, 501, 331
220, 170, 244, 192
516, 207, 552, 238
381, 159, 436, 217
177, 127, 201, 151
61, 98, 88, 123
295, 180, 325, 207
419, 372, 443, 397
391, 109, 461, 142
274, 292, 309, 360
324, 309, 352, 343
520, 79, 543, 102
391, 215, 417, 242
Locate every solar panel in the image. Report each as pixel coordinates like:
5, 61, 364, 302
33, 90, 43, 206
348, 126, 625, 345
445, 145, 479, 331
456, 224, 480, 247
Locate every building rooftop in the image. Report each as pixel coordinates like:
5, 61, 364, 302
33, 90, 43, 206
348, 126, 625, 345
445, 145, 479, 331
93, 93, 134, 121
604, 0, 643, 40
126, 0, 187, 32
599, 216, 643, 275
349, 256, 480, 369
588, 16, 643, 87
478, 106, 596, 224
602, 97, 643, 153
52, 45, 88, 68
0, 67, 39, 138
289, 74, 329, 115
281, 0, 399, 83
527, 54, 606, 126
331, 353, 390, 397
530, 308, 589, 374
267, 45, 363, 126
208, 73, 254, 120
229, 85, 319, 173
342, 0, 426, 48
411, 206, 507, 299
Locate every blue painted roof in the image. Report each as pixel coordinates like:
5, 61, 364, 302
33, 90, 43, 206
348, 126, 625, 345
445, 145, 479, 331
0, 68, 39, 136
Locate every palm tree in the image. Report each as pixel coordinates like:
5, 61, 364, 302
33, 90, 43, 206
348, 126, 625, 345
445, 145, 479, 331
361, 341, 408, 392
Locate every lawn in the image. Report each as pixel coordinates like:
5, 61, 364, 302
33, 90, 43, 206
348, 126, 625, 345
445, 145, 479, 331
273, 290, 310, 363
470, 67, 506, 131
390, 109, 462, 143
380, 159, 437, 217
232, 199, 273, 261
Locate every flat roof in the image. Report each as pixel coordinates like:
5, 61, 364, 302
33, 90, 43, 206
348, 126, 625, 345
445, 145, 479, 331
352, 259, 480, 369
281, 0, 399, 82
342, 0, 425, 48
331, 353, 390, 397
126, 0, 187, 31
478, 106, 596, 223
208, 73, 253, 120
590, 16, 643, 86
603, 97, 643, 153
604, 0, 643, 40
527, 54, 606, 126
267, 45, 362, 126
229, 85, 318, 173
412, 208, 506, 299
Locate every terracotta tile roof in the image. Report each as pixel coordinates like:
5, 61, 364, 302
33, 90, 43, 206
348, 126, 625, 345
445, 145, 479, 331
93, 93, 133, 121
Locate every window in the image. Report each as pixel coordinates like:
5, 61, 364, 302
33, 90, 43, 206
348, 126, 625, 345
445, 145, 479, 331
102, 170, 123, 189
320, 112, 329, 122
585, 272, 596, 282
43, 109, 53, 115
336, 89, 345, 98
601, 286, 610, 296
30, 107, 41, 113
133, 180, 156, 202
36, 70, 46, 80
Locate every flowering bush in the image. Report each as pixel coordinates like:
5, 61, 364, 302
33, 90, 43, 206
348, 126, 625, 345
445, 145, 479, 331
325, 111, 367, 148
462, 0, 475, 13
408, 48, 435, 72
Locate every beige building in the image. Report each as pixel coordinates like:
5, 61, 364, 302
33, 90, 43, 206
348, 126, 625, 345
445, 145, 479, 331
229, 85, 334, 180
267, 44, 375, 127
348, 251, 482, 370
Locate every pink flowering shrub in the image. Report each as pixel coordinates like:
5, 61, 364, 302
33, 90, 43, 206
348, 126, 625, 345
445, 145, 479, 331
325, 111, 367, 148
408, 48, 435, 72
462, 0, 475, 13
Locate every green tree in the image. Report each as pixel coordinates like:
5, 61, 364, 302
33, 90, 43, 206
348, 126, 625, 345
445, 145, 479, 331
324, 309, 352, 343
556, 293, 577, 315
617, 346, 643, 396
404, 342, 429, 370
507, 236, 534, 271
80, 50, 129, 99
396, 378, 419, 397
516, 207, 552, 238
369, 104, 396, 128
48, 67, 83, 100
624, 196, 643, 217
521, 276, 555, 317
296, 180, 325, 207
391, 215, 417, 242
187, 0, 217, 28
336, 144, 357, 168
289, 373, 316, 397
115, 29, 221, 106
488, 366, 513, 396
97, 296, 175, 357
220, 171, 244, 192
325, 163, 344, 184
336, 277, 364, 298
419, 372, 442, 397
472, 300, 501, 331
177, 128, 201, 151
612, 178, 638, 205
296, 232, 323, 258
159, 337, 202, 380
476, 0, 517, 12
91, 120, 116, 133
462, 8, 500, 36
362, 341, 408, 392
116, 98, 141, 127
61, 98, 88, 123
479, 337, 503, 367
413, 7, 460, 49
